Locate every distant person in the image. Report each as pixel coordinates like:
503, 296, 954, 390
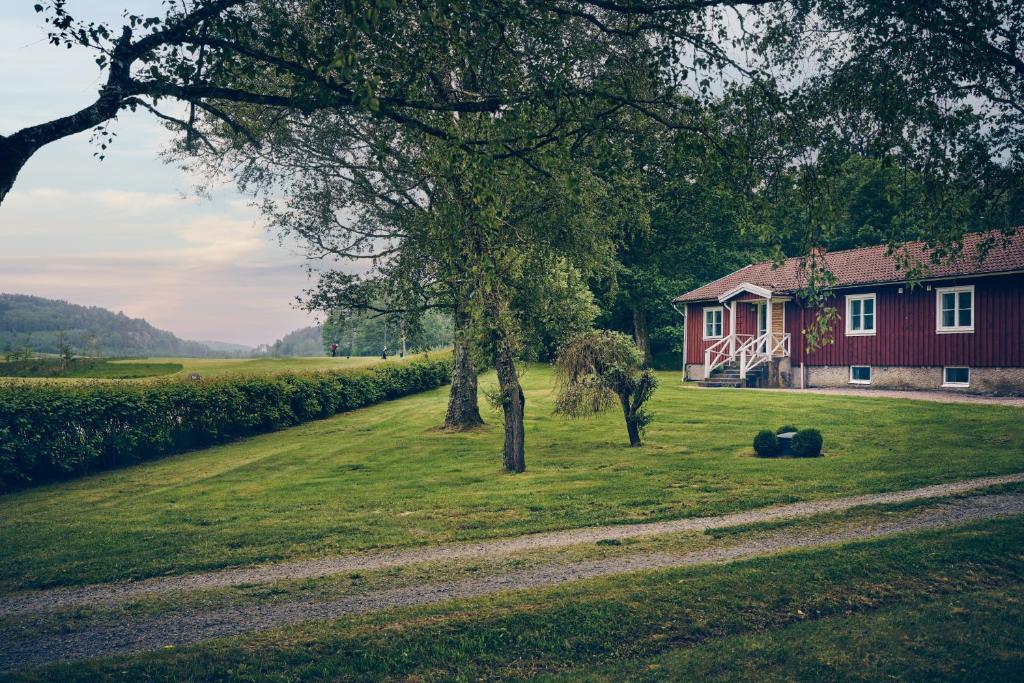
382, 346, 388, 360
330, 342, 338, 357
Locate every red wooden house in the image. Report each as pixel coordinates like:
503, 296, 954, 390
672, 230, 1024, 393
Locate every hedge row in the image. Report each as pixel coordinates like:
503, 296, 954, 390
0, 358, 452, 492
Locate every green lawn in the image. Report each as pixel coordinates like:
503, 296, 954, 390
12, 517, 1024, 682
0, 365, 1021, 593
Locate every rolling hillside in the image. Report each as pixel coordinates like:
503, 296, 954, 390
0, 293, 228, 357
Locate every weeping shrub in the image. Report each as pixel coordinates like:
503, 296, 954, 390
0, 357, 452, 492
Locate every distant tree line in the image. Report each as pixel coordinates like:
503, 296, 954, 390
0, 294, 223, 358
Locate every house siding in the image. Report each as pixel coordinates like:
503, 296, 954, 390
685, 273, 1024, 369
794, 274, 1024, 368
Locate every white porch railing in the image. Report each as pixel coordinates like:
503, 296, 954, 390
706, 331, 791, 381
704, 334, 752, 379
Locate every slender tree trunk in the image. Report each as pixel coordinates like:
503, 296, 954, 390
619, 394, 642, 447
444, 307, 484, 430
495, 342, 526, 472
632, 305, 651, 366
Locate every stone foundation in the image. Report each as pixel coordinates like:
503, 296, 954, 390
805, 365, 1024, 395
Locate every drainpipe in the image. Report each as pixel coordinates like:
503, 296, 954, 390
671, 301, 687, 382
799, 304, 805, 389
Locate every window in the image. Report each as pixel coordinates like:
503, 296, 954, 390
703, 306, 724, 339
943, 367, 970, 387
936, 285, 974, 333
850, 366, 872, 384
845, 293, 877, 336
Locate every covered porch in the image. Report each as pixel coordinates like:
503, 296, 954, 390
703, 283, 791, 384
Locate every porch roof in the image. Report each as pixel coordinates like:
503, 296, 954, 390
717, 282, 772, 302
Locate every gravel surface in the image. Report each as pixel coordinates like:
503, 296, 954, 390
2, 492, 1022, 672
752, 386, 1024, 407
2, 471, 1022, 620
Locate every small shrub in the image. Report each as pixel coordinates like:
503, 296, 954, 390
791, 428, 824, 457
753, 429, 781, 457
776, 424, 798, 435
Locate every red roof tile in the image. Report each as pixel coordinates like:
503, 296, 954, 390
674, 229, 1024, 303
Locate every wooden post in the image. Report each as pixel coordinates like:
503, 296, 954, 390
765, 297, 773, 355
729, 301, 737, 356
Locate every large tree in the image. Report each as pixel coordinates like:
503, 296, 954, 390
5, 0, 788, 205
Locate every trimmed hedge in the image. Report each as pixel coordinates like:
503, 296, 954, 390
753, 429, 781, 457
792, 428, 824, 457
0, 358, 452, 492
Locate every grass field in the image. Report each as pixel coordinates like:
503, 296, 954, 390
1, 365, 1022, 593
0, 352, 433, 381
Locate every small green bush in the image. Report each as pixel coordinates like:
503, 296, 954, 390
792, 428, 824, 457
0, 357, 453, 491
753, 429, 781, 457
776, 424, 799, 435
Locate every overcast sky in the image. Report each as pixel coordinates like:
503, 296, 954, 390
0, 1, 317, 346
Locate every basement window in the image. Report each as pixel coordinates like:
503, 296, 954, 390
943, 367, 970, 388
849, 366, 872, 385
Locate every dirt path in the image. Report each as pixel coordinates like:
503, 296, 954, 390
2, 492, 1022, 672
2, 471, 1022, 620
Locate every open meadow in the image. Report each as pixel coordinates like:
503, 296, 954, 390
0, 353, 435, 382
2, 365, 1022, 592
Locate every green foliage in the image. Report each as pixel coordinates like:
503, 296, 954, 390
792, 429, 824, 458
753, 429, 781, 457
776, 425, 799, 435
0, 357, 452, 491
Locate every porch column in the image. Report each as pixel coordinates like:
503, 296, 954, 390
729, 301, 737, 355
765, 298, 773, 354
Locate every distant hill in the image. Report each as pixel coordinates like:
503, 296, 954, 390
0, 293, 232, 358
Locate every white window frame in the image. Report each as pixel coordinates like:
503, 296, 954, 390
942, 367, 970, 388
935, 285, 974, 333
849, 365, 872, 385
703, 306, 724, 340
845, 293, 877, 336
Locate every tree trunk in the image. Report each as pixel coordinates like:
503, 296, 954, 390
619, 394, 642, 447
632, 305, 651, 366
494, 342, 526, 472
444, 309, 484, 430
